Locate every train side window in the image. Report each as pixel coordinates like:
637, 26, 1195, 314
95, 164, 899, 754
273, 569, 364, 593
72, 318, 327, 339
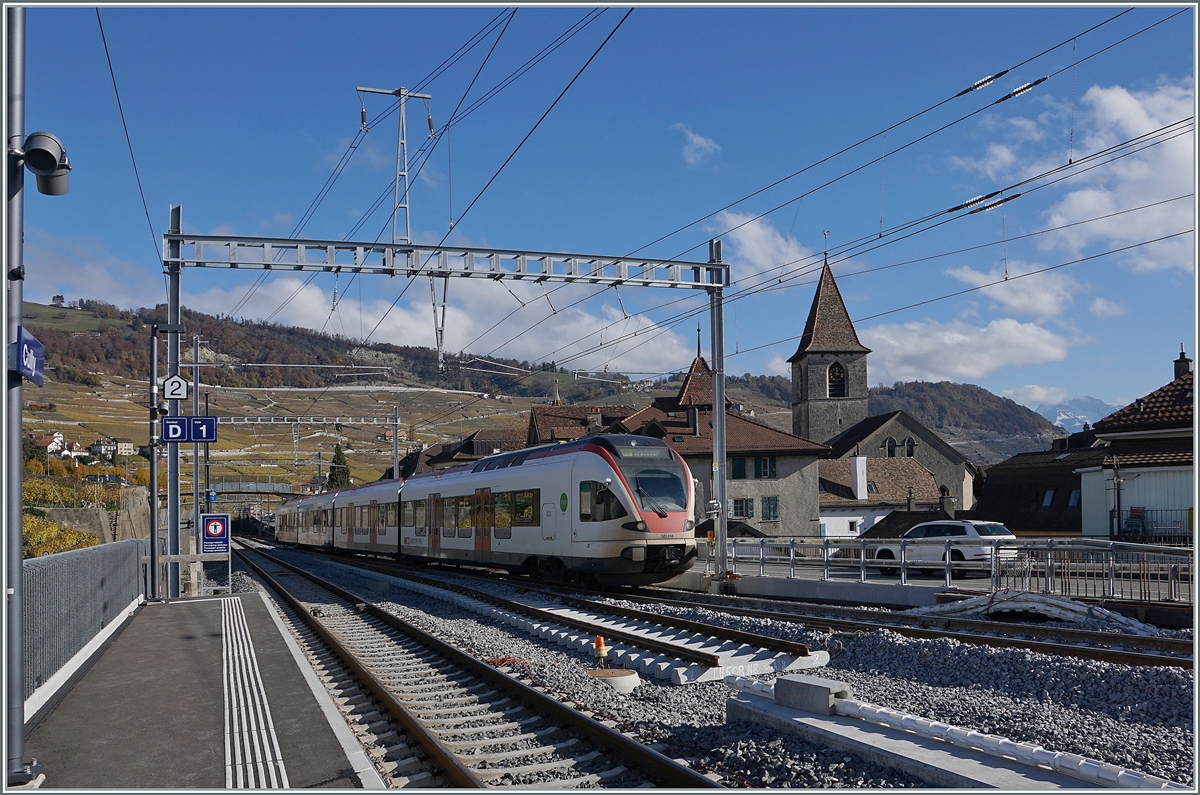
513, 490, 538, 525
458, 497, 473, 538
579, 481, 629, 522
402, 501, 414, 527
494, 493, 512, 539
414, 501, 426, 536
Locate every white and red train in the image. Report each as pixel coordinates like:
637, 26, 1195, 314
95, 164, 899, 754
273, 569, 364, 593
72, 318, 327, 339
274, 434, 699, 586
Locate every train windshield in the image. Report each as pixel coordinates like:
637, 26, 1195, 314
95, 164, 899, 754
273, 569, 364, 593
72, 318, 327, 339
604, 438, 688, 514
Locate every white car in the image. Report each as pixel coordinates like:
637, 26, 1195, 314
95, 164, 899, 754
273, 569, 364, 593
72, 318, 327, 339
874, 520, 1017, 577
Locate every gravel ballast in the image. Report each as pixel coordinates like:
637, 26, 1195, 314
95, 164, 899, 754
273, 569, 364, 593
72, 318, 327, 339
250, 551, 1195, 787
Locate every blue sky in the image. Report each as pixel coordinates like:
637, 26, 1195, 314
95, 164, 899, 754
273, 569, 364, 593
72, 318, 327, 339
18, 5, 1196, 409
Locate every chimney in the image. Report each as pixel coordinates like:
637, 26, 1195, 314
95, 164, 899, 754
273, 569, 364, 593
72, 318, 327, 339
587, 412, 602, 435
1175, 344, 1192, 379
851, 455, 868, 501
906, 486, 915, 512
688, 406, 700, 436
939, 493, 956, 518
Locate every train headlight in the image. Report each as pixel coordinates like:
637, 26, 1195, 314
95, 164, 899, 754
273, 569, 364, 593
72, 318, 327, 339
622, 520, 648, 532
684, 520, 695, 532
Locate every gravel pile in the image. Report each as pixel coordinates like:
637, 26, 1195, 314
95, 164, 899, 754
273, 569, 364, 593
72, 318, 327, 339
263, 551, 1196, 787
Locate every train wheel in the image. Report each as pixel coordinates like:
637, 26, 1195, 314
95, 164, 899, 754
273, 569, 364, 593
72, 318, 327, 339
540, 558, 569, 585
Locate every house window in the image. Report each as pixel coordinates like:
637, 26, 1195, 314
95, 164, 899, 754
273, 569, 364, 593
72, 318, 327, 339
1041, 488, 1056, 509
761, 496, 779, 521
904, 437, 915, 457
731, 457, 747, 480
867, 481, 878, 494
731, 498, 754, 519
849, 520, 858, 535
1067, 489, 1081, 508
884, 437, 897, 457
754, 456, 777, 479
828, 362, 847, 398
818, 481, 827, 493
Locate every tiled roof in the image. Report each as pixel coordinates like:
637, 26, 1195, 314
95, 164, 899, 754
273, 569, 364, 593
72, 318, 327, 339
823, 411, 900, 457
788, 264, 870, 361
984, 447, 1108, 473
1093, 371, 1192, 434
818, 457, 941, 505
625, 400, 827, 457
676, 356, 715, 407
528, 405, 636, 442
1103, 437, 1193, 469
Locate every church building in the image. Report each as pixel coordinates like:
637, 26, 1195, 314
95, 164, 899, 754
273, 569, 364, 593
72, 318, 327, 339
790, 264, 978, 511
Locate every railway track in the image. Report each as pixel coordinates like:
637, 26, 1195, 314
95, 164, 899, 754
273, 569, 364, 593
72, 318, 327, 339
236, 543, 721, 789
283, 550, 830, 684
591, 583, 1195, 669
295, 544, 1189, 669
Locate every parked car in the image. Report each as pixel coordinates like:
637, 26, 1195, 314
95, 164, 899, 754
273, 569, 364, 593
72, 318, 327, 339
874, 520, 1017, 576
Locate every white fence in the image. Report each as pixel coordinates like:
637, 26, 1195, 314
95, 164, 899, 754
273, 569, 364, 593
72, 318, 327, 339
701, 536, 1193, 606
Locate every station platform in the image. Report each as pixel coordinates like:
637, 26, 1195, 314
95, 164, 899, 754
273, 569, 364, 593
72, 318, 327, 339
23, 590, 383, 789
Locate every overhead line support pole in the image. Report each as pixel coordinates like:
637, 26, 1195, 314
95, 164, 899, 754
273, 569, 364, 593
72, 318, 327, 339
167, 205, 182, 598
708, 240, 729, 580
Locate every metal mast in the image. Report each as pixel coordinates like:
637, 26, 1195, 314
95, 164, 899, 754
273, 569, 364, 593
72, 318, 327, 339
358, 86, 448, 371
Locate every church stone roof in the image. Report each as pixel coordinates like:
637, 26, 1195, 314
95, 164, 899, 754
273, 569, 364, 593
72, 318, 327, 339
788, 264, 870, 361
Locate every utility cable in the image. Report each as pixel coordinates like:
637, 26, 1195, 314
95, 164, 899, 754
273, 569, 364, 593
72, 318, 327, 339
95, 10, 164, 282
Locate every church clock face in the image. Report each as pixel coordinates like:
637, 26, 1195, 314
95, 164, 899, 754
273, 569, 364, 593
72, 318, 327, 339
827, 362, 847, 398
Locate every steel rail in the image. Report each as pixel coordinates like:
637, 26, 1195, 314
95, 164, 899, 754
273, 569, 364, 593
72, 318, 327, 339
600, 586, 1193, 669
245, 545, 722, 789
236, 546, 486, 787
343, 560, 727, 669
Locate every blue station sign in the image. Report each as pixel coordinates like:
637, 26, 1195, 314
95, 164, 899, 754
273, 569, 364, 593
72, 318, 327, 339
15, 327, 45, 387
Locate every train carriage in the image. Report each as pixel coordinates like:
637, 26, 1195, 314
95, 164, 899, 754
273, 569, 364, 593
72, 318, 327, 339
275, 434, 698, 586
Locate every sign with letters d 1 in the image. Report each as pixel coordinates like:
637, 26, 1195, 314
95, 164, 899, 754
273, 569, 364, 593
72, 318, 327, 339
161, 417, 188, 443
201, 514, 230, 554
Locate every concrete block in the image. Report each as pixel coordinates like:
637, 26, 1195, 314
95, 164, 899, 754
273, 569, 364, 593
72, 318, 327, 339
774, 674, 853, 715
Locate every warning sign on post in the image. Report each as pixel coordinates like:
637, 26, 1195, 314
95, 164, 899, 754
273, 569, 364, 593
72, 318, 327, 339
201, 514, 230, 554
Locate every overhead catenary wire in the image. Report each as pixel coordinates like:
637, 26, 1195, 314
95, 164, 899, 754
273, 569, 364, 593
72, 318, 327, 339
447, 8, 1172, 361
94, 10, 165, 293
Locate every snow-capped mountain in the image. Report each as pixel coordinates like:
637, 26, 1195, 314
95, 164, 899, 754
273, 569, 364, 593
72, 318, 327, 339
1035, 397, 1123, 434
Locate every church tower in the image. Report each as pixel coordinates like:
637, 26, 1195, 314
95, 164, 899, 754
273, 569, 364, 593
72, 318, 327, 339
789, 264, 870, 443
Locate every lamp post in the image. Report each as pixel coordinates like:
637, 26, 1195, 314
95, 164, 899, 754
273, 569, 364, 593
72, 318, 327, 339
7, 7, 72, 785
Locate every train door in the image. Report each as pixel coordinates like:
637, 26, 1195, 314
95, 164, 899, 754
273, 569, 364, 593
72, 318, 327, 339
369, 500, 379, 548
428, 494, 440, 550
541, 502, 556, 541
474, 488, 491, 555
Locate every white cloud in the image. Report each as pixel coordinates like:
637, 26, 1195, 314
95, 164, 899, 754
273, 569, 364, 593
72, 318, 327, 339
944, 259, 1079, 320
951, 142, 1018, 181
185, 271, 695, 377
23, 230, 164, 309
763, 353, 790, 377
1041, 78, 1194, 272
672, 124, 720, 167
1002, 384, 1068, 408
1089, 297, 1127, 317
714, 210, 817, 285
860, 317, 1071, 384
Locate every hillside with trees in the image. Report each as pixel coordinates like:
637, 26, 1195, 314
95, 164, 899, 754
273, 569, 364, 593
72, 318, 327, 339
21, 299, 628, 403
867, 381, 1060, 435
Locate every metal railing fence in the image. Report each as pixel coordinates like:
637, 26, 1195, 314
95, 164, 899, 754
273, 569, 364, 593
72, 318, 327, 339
1109, 508, 1193, 547
700, 536, 1193, 606
21, 539, 148, 700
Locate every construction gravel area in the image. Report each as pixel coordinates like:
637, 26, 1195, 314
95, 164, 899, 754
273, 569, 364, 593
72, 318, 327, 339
244, 553, 1195, 787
